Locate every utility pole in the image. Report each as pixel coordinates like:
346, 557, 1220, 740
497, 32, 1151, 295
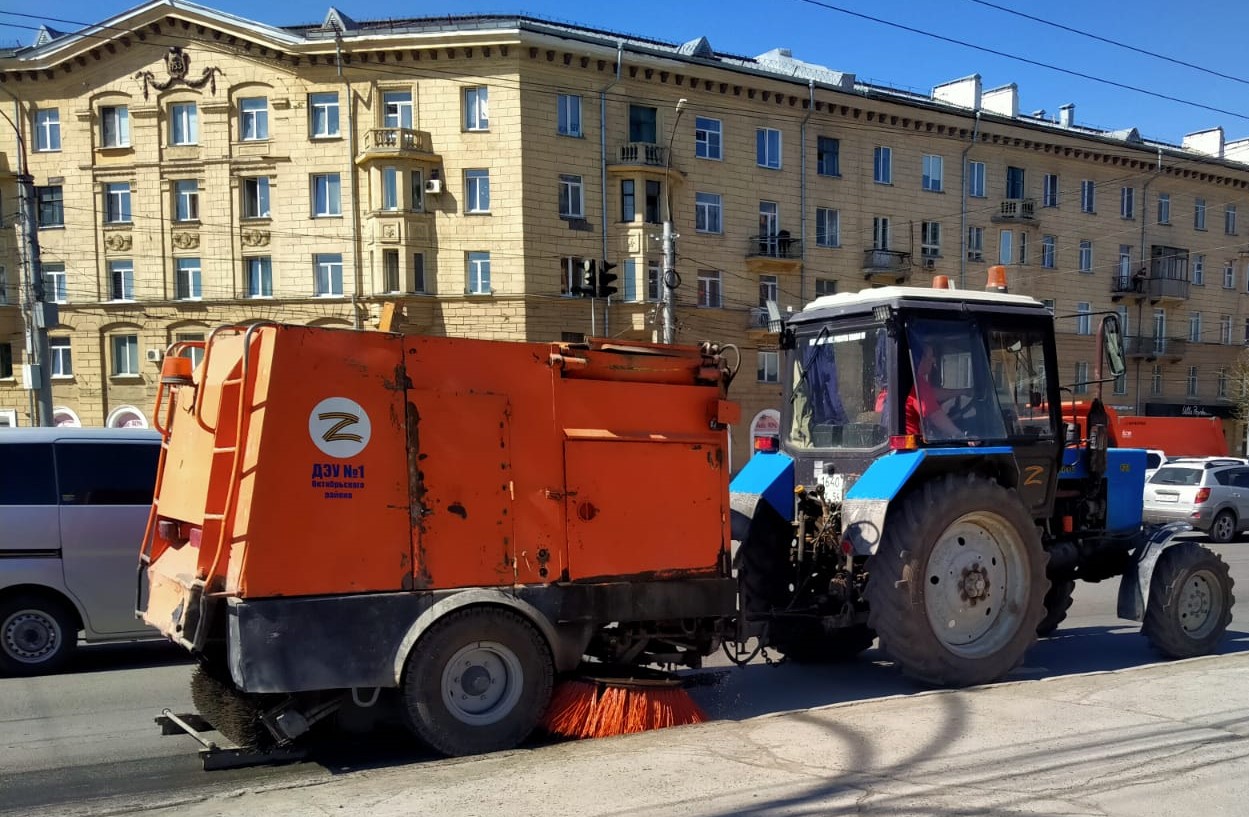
660, 98, 687, 345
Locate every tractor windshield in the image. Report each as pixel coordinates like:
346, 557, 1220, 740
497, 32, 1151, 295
788, 324, 888, 450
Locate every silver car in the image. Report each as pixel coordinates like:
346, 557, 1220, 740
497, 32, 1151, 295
0, 427, 160, 675
1142, 459, 1249, 544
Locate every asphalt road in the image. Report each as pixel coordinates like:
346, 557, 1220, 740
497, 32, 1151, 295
3, 535, 1248, 817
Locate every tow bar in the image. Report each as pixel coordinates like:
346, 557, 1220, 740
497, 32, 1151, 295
155, 708, 308, 771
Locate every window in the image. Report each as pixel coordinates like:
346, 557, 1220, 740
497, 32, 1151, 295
816, 208, 839, 248
1189, 312, 1203, 343
0, 343, 11, 379
1157, 193, 1171, 224
644, 180, 661, 224
1227, 204, 1238, 235
756, 128, 781, 169
36, 186, 63, 227
381, 167, 399, 211
465, 169, 490, 213
383, 91, 413, 129
174, 180, 199, 222
35, 108, 60, 151
176, 332, 206, 369
239, 97, 268, 141
1194, 255, 1205, 286
758, 274, 778, 307
100, 105, 129, 147
622, 259, 638, 302
1076, 302, 1092, 335
315, 253, 344, 296
696, 117, 722, 160
967, 226, 984, 261
1116, 305, 1130, 337
109, 259, 134, 301
43, 264, 67, 303
111, 334, 139, 376
1121, 186, 1135, 219
1113, 371, 1127, 396
629, 105, 657, 143
175, 257, 202, 300
557, 94, 582, 137
1005, 166, 1025, 199
0, 267, 7, 306
1225, 262, 1236, 289
1079, 240, 1092, 273
463, 86, 489, 131
695, 192, 722, 234
1041, 235, 1056, 269
921, 221, 941, 257
558, 256, 586, 296
247, 256, 272, 297
309, 92, 340, 137
1116, 245, 1132, 289
1018, 232, 1028, 265
1221, 314, 1233, 345
1042, 173, 1058, 207
998, 230, 1012, 265
383, 250, 401, 293
467, 251, 491, 294
922, 155, 943, 192
817, 136, 840, 176
873, 217, 890, 250
1080, 180, 1095, 213
1074, 361, 1089, 395
757, 351, 779, 383
696, 270, 722, 307
814, 278, 836, 297
559, 174, 584, 218
169, 103, 198, 145
1195, 197, 1207, 230
54, 442, 157, 503
413, 253, 427, 294
1218, 368, 1229, 399
647, 261, 661, 302
968, 162, 986, 198
1151, 365, 1162, 396
1187, 366, 1199, 397
873, 146, 892, 184
104, 183, 131, 223
409, 169, 425, 213
620, 179, 635, 222
242, 177, 271, 218
312, 173, 341, 217
49, 337, 72, 377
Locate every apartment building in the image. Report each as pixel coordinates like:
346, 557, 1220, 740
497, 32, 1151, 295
1, 2, 1247, 460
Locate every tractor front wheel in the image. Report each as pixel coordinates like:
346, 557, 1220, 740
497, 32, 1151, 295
865, 474, 1047, 686
1142, 542, 1234, 659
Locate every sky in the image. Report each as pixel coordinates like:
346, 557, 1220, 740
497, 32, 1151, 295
0, 0, 1246, 146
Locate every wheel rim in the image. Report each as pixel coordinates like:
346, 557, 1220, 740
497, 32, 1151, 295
2, 608, 63, 664
440, 641, 525, 726
923, 511, 1031, 659
1177, 568, 1223, 640
1214, 514, 1234, 541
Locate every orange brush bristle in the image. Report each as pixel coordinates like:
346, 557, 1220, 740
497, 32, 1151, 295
540, 676, 708, 739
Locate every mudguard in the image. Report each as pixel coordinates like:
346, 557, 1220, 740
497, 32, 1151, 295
728, 452, 795, 588
1117, 522, 1194, 622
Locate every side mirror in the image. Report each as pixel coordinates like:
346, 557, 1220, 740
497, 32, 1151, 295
1101, 314, 1126, 379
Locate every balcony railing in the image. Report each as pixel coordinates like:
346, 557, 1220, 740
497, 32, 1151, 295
1147, 276, 1190, 301
361, 128, 432, 154
747, 234, 802, 259
861, 248, 912, 272
991, 198, 1036, 222
748, 306, 774, 330
1125, 335, 1188, 360
616, 142, 667, 166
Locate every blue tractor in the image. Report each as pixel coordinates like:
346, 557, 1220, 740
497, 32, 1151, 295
730, 282, 1234, 685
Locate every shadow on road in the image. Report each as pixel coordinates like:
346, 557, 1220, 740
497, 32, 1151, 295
65, 639, 192, 675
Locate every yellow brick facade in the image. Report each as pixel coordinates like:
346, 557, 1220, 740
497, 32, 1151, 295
1, 3, 1247, 462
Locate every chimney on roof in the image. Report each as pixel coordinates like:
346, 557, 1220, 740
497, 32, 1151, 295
982, 84, 1019, 118
1183, 127, 1225, 158
931, 74, 981, 110
1031, 109, 1046, 119
1058, 104, 1075, 127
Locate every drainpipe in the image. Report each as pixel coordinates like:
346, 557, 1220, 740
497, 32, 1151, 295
598, 41, 624, 337
799, 80, 814, 305
1134, 147, 1163, 414
336, 35, 363, 329
958, 110, 981, 289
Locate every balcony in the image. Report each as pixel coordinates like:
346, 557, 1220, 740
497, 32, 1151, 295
1146, 276, 1190, 303
745, 233, 803, 274
861, 248, 912, 285
1125, 335, 1187, 362
991, 198, 1036, 223
357, 128, 438, 163
747, 306, 777, 334
615, 142, 667, 166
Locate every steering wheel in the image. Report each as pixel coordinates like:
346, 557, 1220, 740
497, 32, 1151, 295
943, 393, 976, 428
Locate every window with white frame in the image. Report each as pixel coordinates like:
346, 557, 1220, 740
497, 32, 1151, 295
43, 264, 67, 303
309, 92, 340, 137
815, 278, 836, 297
1074, 361, 1089, 395
383, 90, 413, 129
1080, 180, 1095, 213
1224, 262, 1235, 289
998, 230, 1012, 265
1076, 302, 1091, 335
1118, 245, 1132, 288
174, 179, 198, 221
968, 162, 986, 198
242, 177, 271, 218
381, 167, 399, 211
463, 86, 489, 131
873, 217, 891, 250
49, 337, 72, 377
817, 136, 839, 176
1227, 204, 1238, 235
112, 334, 139, 376
175, 257, 202, 300
312, 173, 341, 217
1079, 240, 1092, 273
35, 108, 60, 151
557, 94, 582, 137
695, 192, 722, 233
169, 103, 198, 145
109, 259, 134, 301
967, 226, 983, 261
1195, 197, 1207, 230
1189, 312, 1202, 343
1150, 365, 1162, 395
1042, 173, 1059, 207
559, 174, 584, 218
1116, 305, 1129, 337
816, 208, 839, 247
873, 146, 892, 184
315, 253, 344, 296
697, 269, 722, 307
1187, 366, 1199, 397
104, 182, 131, 223
1221, 314, 1233, 345
921, 221, 941, 257
175, 332, 206, 369
922, 154, 943, 192
758, 274, 778, 307
1157, 193, 1171, 224
696, 117, 722, 160
1121, 186, 1135, 219
756, 128, 781, 169
100, 105, 129, 147
247, 256, 272, 297
757, 350, 779, 383
1194, 254, 1205, 285
239, 97, 268, 140
467, 251, 491, 294
465, 169, 490, 213
558, 256, 586, 296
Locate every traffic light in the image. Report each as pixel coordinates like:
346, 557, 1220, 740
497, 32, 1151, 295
573, 259, 597, 297
596, 260, 618, 299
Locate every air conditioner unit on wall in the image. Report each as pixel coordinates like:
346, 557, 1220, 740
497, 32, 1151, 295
145, 348, 164, 362
424, 178, 443, 194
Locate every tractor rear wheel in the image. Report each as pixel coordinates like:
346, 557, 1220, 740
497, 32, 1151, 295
401, 607, 553, 757
1142, 542, 1234, 658
770, 622, 876, 664
865, 474, 1047, 686
1036, 580, 1076, 637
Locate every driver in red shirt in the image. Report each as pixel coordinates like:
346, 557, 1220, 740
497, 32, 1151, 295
905, 345, 969, 438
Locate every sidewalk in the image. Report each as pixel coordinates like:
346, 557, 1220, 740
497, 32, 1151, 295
138, 653, 1249, 816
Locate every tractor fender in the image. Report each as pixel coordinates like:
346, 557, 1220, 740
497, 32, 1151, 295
1117, 522, 1195, 622
842, 447, 1018, 556
390, 589, 580, 684
729, 451, 796, 562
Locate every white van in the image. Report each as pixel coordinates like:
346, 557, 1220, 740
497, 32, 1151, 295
0, 427, 160, 675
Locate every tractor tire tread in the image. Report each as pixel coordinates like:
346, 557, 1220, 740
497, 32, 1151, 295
1142, 542, 1235, 659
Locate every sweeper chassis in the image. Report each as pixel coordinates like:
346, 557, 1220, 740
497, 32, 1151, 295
156, 709, 308, 771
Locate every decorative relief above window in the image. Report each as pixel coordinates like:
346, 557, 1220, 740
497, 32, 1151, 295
135, 47, 222, 99
171, 231, 200, 250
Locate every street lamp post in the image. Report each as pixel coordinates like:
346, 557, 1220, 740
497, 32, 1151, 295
660, 98, 687, 345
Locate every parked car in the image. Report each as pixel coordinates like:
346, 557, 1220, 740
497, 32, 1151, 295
1142, 459, 1249, 544
0, 427, 160, 675
1143, 449, 1170, 483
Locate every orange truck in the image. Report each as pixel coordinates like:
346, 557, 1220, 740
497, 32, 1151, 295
140, 323, 740, 757
1063, 401, 1229, 457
